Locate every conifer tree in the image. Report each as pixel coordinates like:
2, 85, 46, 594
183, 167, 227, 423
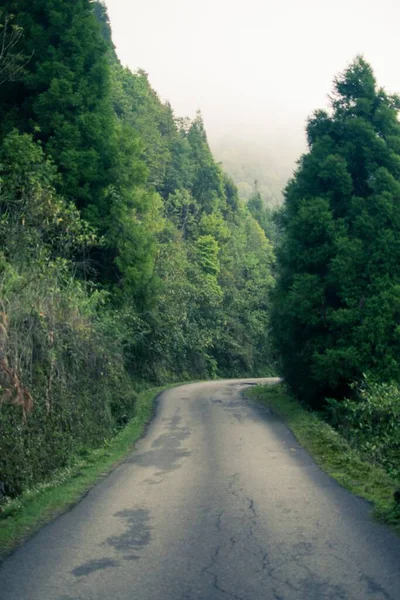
273, 57, 400, 406
0, 0, 114, 211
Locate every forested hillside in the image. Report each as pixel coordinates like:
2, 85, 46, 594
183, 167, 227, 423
1, 0, 398, 514
211, 136, 288, 206
0, 0, 274, 497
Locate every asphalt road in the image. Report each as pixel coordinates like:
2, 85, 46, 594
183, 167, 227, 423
1, 379, 400, 600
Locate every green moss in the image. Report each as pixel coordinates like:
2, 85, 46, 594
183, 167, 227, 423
0, 382, 185, 559
247, 384, 400, 533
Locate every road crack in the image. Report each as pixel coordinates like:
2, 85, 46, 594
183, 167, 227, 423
200, 509, 245, 600
246, 497, 257, 518
216, 510, 223, 533
211, 575, 245, 600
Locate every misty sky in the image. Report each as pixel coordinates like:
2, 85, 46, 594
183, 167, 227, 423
104, 0, 400, 165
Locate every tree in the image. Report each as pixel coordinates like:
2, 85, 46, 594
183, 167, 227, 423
187, 111, 227, 214
247, 183, 279, 242
93, 0, 115, 50
215, 205, 275, 376
0, 0, 114, 211
272, 56, 400, 407
0, 10, 27, 86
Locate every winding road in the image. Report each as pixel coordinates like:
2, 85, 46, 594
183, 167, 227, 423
1, 379, 400, 600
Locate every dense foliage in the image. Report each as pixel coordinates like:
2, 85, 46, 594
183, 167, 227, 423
4, 1, 396, 505
327, 378, 400, 479
272, 57, 400, 409
0, 1, 275, 497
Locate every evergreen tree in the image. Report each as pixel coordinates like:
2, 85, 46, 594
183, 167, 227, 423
247, 183, 278, 242
273, 57, 400, 406
0, 0, 114, 211
187, 111, 227, 214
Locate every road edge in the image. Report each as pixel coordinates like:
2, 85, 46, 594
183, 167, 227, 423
0, 381, 188, 561
246, 383, 400, 534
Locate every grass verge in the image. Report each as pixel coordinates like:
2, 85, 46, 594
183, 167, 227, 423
0, 381, 187, 560
247, 383, 400, 533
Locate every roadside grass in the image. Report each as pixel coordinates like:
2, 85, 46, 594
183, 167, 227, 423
247, 383, 400, 533
0, 382, 188, 560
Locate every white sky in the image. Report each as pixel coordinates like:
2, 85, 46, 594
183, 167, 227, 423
104, 0, 400, 165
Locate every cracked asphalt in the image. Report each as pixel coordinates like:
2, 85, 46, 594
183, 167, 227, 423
1, 378, 400, 600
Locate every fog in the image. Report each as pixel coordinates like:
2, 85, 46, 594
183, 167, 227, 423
104, 0, 400, 194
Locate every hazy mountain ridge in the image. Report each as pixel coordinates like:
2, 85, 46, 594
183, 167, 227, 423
210, 134, 301, 207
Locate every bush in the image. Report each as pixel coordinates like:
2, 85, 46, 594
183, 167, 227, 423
326, 377, 400, 478
0, 261, 135, 497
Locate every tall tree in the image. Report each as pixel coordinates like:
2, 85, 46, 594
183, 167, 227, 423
272, 57, 400, 407
0, 0, 114, 211
187, 111, 227, 214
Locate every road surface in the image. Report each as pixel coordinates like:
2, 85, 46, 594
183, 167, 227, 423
0, 379, 400, 600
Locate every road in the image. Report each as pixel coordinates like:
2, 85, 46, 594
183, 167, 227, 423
0, 379, 400, 600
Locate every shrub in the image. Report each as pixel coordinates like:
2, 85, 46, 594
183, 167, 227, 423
326, 377, 400, 478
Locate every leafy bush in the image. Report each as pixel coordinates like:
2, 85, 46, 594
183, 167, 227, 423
326, 378, 400, 478
0, 260, 136, 497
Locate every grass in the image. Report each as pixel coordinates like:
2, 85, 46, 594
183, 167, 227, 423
247, 383, 400, 533
0, 381, 187, 560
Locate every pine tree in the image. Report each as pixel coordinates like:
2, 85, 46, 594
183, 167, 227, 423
187, 111, 226, 214
273, 57, 400, 406
0, 0, 114, 211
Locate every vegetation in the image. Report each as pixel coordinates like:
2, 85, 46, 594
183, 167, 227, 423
0, 384, 176, 558
271, 57, 400, 510
326, 377, 400, 480
0, 0, 275, 505
1, 0, 400, 548
211, 134, 294, 207
273, 57, 400, 408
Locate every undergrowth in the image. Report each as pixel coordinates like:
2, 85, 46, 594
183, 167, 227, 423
0, 383, 183, 559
